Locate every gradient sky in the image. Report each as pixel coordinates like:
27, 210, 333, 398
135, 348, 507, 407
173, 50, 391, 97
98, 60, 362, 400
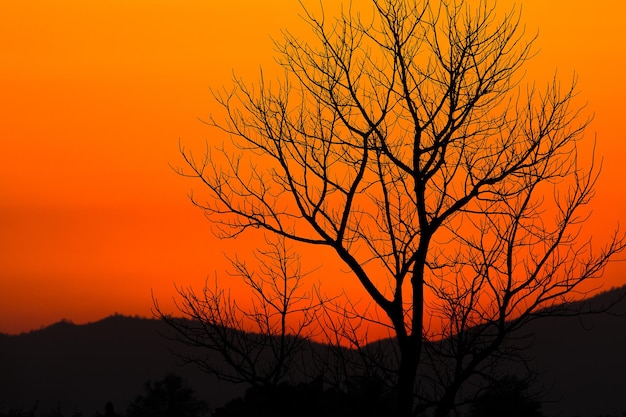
1, 0, 625, 335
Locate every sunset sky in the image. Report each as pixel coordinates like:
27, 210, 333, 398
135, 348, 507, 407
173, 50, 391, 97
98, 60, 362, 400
1, 0, 625, 335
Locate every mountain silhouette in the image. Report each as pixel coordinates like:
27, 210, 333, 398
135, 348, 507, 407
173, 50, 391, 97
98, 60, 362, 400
522, 287, 626, 417
0, 314, 243, 415
1, 287, 625, 416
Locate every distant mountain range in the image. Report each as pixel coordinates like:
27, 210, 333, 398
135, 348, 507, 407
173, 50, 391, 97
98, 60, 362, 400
1, 286, 625, 417
0, 314, 243, 416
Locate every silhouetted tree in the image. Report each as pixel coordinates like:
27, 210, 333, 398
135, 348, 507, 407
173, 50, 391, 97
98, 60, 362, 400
168, 0, 625, 416
154, 236, 322, 387
125, 374, 208, 417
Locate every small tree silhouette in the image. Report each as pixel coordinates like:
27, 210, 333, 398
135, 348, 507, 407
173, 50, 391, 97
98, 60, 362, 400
154, 236, 322, 387
125, 374, 208, 417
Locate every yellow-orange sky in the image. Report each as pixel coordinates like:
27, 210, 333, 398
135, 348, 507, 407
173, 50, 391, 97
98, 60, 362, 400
1, 0, 625, 335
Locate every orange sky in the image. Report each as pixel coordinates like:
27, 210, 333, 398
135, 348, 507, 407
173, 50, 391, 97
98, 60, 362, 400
1, 0, 625, 335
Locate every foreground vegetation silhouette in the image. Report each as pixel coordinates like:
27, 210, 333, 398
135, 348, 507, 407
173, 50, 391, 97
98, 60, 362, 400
155, 0, 624, 416
125, 374, 208, 417
213, 377, 395, 417
468, 375, 544, 417
0, 374, 208, 417
0, 373, 545, 417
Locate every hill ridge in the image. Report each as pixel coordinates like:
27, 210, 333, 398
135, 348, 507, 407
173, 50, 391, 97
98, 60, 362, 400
1, 285, 625, 416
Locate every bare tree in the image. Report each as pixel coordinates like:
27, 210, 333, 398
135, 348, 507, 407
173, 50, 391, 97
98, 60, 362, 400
170, 0, 624, 415
154, 237, 321, 387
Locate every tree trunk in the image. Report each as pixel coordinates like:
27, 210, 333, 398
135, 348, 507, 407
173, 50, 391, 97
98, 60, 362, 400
396, 336, 421, 417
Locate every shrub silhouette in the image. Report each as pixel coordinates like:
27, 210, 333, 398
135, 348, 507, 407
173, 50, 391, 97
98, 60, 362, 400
94, 402, 121, 417
213, 377, 395, 417
125, 374, 208, 417
469, 375, 544, 417
0, 406, 35, 417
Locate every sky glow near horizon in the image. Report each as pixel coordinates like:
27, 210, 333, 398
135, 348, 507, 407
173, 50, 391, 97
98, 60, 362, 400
1, 0, 625, 335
